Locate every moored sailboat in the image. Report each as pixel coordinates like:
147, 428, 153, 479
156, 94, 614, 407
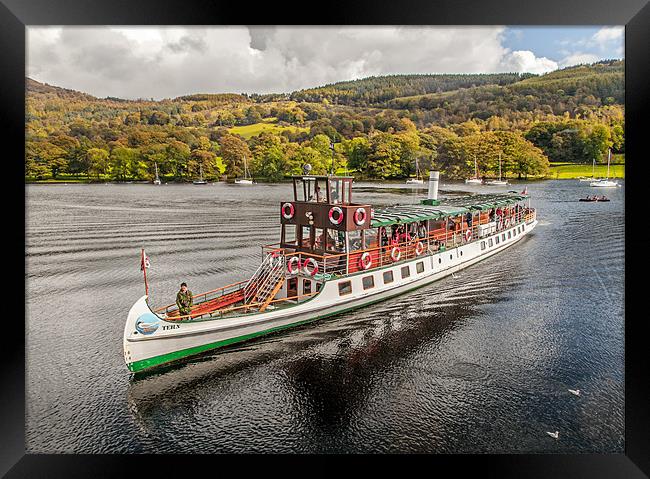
465, 156, 482, 184
590, 149, 619, 187
124, 171, 537, 373
193, 165, 208, 185
406, 157, 424, 184
234, 156, 254, 185
485, 153, 508, 186
153, 162, 162, 185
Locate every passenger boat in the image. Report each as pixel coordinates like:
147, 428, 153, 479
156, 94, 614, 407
123, 172, 537, 373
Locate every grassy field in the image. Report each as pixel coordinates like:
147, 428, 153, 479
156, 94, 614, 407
548, 161, 625, 179
228, 119, 309, 139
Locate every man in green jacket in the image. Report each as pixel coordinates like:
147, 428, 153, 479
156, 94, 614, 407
176, 282, 193, 317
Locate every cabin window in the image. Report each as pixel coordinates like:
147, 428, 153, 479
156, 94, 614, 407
460, 251, 463, 256
313, 228, 325, 250
416, 261, 425, 274
522, 224, 525, 230
449, 254, 453, 260
364, 228, 379, 250
338, 281, 352, 296
327, 229, 346, 253
316, 282, 323, 292
362, 275, 375, 290
495, 236, 500, 244
508, 231, 512, 239
349, 229, 362, 251
401, 266, 410, 278
383, 270, 394, 284
287, 277, 298, 298
481, 241, 486, 250
502, 233, 506, 241
303, 280, 312, 295
488, 239, 493, 247
438, 258, 442, 264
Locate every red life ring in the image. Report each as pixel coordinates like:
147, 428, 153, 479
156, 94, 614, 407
329, 206, 344, 225
282, 202, 294, 220
354, 207, 367, 226
303, 257, 319, 276
464, 229, 472, 242
359, 252, 372, 270
390, 246, 401, 262
415, 241, 424, 256
287, 256, 301, 274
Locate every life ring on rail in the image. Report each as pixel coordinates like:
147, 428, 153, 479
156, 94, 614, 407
282, 202, 294, 220
287, 256, 301, 274
390, 246, 401, 262
359, 252, 372, 270
464, 229, 472, 242
415, 241, 424, 256
303, 257, 319, 276
329, 206, 344, 225
504, 217, 511, 228
354, 207, 367, 226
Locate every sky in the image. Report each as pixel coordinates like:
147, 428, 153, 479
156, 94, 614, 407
27, 26, 624, 100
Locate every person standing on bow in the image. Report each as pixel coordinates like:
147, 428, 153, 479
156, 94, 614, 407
176, 282, 193, 318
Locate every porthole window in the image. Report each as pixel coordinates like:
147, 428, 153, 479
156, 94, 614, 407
481, 241, 486, 250
449, 254, 453, 260
416, 261, 425, 274
502, 233, 506, 241
508, 231, 512, 239
401, 266, 411, 279
383, 270, 394, 284
438, 258, 442, 264
338, 281, 352, 296
496, 236, 500, 244
362, 275, 375, 290
488, 239, 493, 247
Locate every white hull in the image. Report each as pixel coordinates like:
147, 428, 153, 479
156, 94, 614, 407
406, 179, 424, 184
485, 180, 508, 186
234, 179, 254, 185
465, 178, 483, 184
124, 219, 538, 372
590, 180, 618, 187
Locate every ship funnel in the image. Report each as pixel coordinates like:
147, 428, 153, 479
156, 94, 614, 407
428, 171, 439, 200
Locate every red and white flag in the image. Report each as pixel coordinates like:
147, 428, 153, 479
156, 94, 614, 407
521, 186, 528, 195
140, 250, 150, 271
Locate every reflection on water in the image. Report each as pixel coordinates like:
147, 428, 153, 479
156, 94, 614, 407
26, 180, 624, 453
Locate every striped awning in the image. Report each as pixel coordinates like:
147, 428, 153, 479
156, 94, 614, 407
370, 193, 527, 228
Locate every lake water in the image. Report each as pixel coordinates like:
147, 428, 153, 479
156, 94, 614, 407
25, 180, 624, 453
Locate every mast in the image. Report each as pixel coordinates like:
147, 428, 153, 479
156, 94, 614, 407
606, 148, 611, 179
199, 164, 203, 181
498, 152, 502, 181
154, 162, 159, 181
592, 157, 595, 178
474, 156, 478, 179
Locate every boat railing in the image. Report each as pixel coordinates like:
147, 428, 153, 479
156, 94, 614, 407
243, 250, 285, 305
154, 279, 249, 317
263, 208, 531, 279
167, 291, 320, 322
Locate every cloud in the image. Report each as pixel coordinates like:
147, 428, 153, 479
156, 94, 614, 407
26, 26, 570, 100
558, 52, 601, 68
500, 50, 558, 74
592, 26, 624, 46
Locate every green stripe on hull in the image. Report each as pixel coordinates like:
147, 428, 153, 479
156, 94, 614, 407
128, 227, 533, 373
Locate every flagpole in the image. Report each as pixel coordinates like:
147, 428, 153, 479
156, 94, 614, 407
141, 248, 149, 297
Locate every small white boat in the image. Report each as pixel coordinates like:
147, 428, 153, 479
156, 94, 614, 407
485, 153, 508, 185
465, 156, 482, 184
406, 158, 424, 184
590, 149, 618, 187
193, 165, 208, 185
234, 156, 254, 185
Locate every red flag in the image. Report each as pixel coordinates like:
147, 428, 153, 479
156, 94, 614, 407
521, 186, 528, 195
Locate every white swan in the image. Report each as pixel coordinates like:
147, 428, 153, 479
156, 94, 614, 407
546, 431, 559, 439
568, 389, 581, 396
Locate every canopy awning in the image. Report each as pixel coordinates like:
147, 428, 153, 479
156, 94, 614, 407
370, 193, 527, 228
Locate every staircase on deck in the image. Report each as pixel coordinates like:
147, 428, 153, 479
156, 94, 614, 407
244, 252, 285, 312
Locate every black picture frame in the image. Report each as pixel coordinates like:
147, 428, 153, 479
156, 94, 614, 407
3, 0, 648, 475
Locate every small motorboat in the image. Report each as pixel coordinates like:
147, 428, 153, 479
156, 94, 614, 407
579, 195, 610, 202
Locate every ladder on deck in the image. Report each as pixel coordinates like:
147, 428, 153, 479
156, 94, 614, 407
244, 252, 285, 312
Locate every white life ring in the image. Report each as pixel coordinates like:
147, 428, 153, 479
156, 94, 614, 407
415, 241, 424, 256
464, 229, 472, 242
282, 202, 295, 220
390, 246, 401, 262
498, 218, 504, 230
329, 206, 344, 225
303, 257, 319, 276
354, 207, 367, 226
287, 256, 301, 274
359, 252, 372, 270
504, 217, 511, 228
